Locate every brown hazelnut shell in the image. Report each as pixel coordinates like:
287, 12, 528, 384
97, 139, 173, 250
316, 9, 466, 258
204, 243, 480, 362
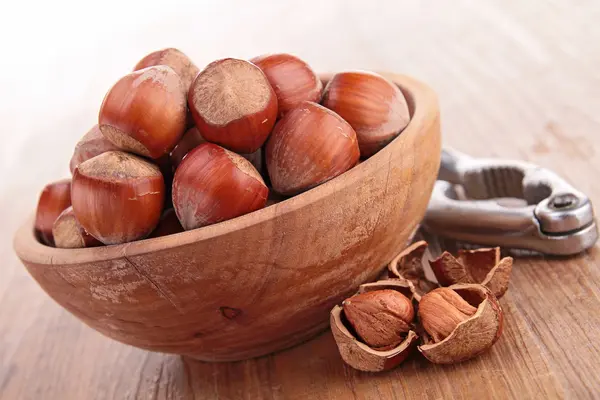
99, 66, 187, 159
52, 206, 102, 249
388, 240, 437, 299
69, 125, 120, 173
34, 179, 72, 246
172, 143, 269, 230
170, 127, 263, 175
169, 126, 206, 169
418, 283, 504, 364
330, 279, 419, 372
250, 53, 323, 117
265, 101, 360, 195
133, 48, 199, 93
188, 58, 278, 154
429, 247, 513, 299
322, 71, 410, 157
71, 151, 165, 245
148, 208, 184, 238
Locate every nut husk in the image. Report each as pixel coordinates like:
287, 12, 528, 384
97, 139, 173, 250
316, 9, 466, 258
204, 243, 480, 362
429, 247, 513, 298
330, 280, 419, 372
418, 283, 504, 364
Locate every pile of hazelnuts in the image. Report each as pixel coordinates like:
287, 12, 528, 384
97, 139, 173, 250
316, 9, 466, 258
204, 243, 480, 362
34, 49, 411, 249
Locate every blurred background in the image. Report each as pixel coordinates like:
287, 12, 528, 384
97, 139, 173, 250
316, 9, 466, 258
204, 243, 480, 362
1, 0, 600, 396
1, 0, 598, 206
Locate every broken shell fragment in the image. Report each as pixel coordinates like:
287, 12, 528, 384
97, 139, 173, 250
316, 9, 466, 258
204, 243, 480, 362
418, 283, 504, 364
388, 240, 438, 299
429, 247, 513, 298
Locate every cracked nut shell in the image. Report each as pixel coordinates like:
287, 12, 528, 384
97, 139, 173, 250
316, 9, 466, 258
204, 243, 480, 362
430, 247, 513, 298
419, 287, 477, 342
418, 284, 504, 364
343, 289, 414, 349
388, 240, 438, 299
330, 279, 419, 372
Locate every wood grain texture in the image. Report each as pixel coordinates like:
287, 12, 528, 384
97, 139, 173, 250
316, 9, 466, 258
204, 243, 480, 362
2, 0, 600, 398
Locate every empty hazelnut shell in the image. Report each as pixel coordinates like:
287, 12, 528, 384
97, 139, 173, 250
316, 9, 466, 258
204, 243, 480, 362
330, 279, 419, 372
429, 247, 513, 299
388, 240, 438, 299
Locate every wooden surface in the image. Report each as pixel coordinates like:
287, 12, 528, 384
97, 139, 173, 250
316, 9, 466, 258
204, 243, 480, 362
2, 0, 600, 398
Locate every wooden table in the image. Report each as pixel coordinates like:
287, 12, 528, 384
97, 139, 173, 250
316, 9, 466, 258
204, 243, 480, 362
2, 1, 599, 398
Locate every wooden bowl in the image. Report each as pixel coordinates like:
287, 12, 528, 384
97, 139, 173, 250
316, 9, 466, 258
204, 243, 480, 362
13, 73, 440, 362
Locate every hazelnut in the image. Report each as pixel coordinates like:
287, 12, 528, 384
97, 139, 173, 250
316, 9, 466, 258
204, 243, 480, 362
34, 179, 72, 246
170, 127, 263, 175
99, 66, 187, 159
322, 71, 410, 157
330, 280, 419, 372
343, 289, 414, 349
429, 247, 513, 298
169, 127, 206, 169
417, 284, 504, 364
134, 48, 199, 93
418, 287, 477, 342
148, 208, 184, 238
52, 206, 101, 249
265, 101, 360, 195
72, 151, 165, 245
172, 143, 268, 230
188, 58, 278, 153
69, 125, 119, 173
251, 53, 323, 117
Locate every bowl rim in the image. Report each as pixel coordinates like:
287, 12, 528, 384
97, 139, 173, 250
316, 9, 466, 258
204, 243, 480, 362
14, 72, 438, 265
